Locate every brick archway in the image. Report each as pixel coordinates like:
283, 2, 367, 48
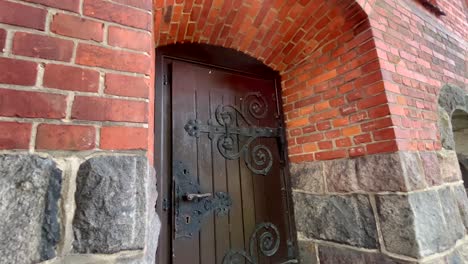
153, 0, 391, 163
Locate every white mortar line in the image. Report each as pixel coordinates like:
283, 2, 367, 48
29, 122, 39, 153
79, 0, 84, 15
0, 23, 150, 56
101, 0, 153, 13
303, 238, 380, 254
5, 0, 153, 31
98, 72, 106, 95
292, 180, 465, 196
369, 194, 387, 253
0, 116, 149, 127
70, 40, 78, 64
0, 47, 150, 78
65, 93, 75, 120
103, 23, 109, 45
0, 149, 148, 160
0, 85, 149, 102
95, 125, 101, 148
36, 63, 45, 87
44, 9, 55, 34
314, 243, 321, 263
0, 52, 150, 78
3, 28, 14, 54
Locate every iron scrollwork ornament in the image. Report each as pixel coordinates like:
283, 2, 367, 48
222, 222, 298, 264
174, 161, 232, 239
184, 92, 282, 175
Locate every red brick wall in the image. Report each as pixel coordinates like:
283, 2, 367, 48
0, 0, 154, 154
368, 0, 467, 153
1, 0, 466, 165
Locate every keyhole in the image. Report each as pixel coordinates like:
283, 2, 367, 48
185, 216, 191, 224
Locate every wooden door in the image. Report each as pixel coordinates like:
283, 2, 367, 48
169, 59, 297, 264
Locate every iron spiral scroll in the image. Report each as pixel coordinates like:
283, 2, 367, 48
184, 92, 282, 175
222, 222, 298, 264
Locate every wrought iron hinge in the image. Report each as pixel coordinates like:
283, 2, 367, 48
278, 126, 287, 166
184, 92, 285, 175
163, 74, 168, 85
223, 223, 299, 264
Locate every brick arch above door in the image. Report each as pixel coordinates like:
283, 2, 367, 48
152, 0, 401, 162
154, 0, 371, 72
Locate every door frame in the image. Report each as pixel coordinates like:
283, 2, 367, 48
154, 43, 297, 264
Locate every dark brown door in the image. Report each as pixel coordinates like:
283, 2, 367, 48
170, 59, 296, 264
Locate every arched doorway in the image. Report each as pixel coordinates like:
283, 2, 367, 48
155, 43, 297, 264
152, 1, 394, 263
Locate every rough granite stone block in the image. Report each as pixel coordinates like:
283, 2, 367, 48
437, 150, 462, 183
377, 190, 460, 258
297, 240, 318, 264
457, 242, 468, 263
323, 158, 359, 192
293, 192, 378, 248
0, 154, 62, 264
318, 245, 414, 264
437, 188, 465, 243
399, 152, 426, 190
437, 106, 455, 150
73, 155, 149, 254
452, 185, 468, 231
356, 153, 407, 192
290, 162, 324, 193
420, 152, 443, 186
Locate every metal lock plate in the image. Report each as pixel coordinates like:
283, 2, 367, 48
174, 160, 232, 239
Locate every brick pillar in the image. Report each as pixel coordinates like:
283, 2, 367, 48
0, 0, 158, 263
0, 0, 153, 153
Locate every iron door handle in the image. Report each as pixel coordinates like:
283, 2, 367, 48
185, 192, 212, 201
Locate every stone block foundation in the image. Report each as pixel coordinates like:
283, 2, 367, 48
291, 150, 468, 263
0, 154, 160, 264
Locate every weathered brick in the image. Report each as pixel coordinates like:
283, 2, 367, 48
43, 64, 100, 92
100, 126, 147, 150
108, 26, 151, 52
13, 32, 74, 62
83, 0, 151, 30
36, 124, 95, 150
0, 122, 31, 149
0, 89, 66, 119
315, 150, 347, 160
22, 0, 79, 12
105, 74, 149, 98
51, 13, 104, 42
0, 57, 37, 85
366, 141, 398, 154
71, 96, 147, 123
76, 44, 151, 74
0, 28, 6, 51
0, 0, 46, 30
111, 0, 152, 10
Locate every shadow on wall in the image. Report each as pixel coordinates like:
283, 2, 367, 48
453, 109, 468, 190
437, 84, 468, 191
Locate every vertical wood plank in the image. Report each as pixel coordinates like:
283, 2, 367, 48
197, 88, 217, 264
211, 91, 231, 264
225, 94, 246, 263
171, 61, 200, 264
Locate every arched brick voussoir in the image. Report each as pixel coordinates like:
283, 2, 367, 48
153, 0, 372, 73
